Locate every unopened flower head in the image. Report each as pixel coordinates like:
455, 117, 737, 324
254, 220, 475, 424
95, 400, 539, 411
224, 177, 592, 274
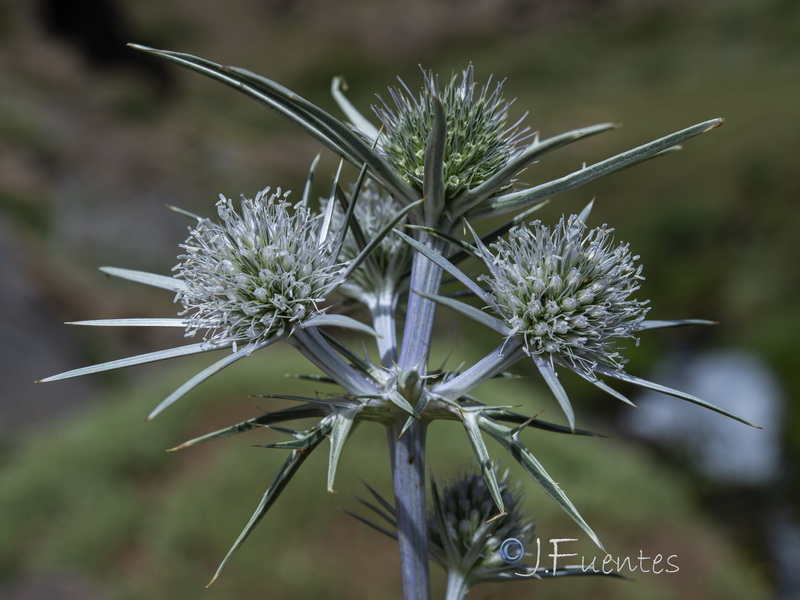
176, 188, 345, 348
480, 215, 648, 374
430, 469, 535, 576
374, 65, 527, 199
325, 179, 408, 266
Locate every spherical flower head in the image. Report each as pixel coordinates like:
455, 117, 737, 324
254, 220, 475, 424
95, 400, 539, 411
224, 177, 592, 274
374, 65, 527, 200
480, 215, 648, 374
430, 469, 535, 578
175, 188, 345, 349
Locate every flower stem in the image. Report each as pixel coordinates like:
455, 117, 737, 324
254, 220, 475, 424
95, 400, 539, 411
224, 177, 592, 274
389, 419, 431, 600
397, 236, 446, 371
444, 570, 470, 600
369, 284, 399, 368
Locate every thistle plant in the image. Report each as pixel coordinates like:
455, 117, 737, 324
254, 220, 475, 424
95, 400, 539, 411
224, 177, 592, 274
41, 45, 759, 599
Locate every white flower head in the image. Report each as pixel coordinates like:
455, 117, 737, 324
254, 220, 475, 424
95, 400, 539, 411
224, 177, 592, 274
480, 215, 649, 374
176, 187, 346, 349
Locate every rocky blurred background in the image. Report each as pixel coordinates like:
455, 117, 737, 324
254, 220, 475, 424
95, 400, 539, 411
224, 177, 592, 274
1, 0, 798, 598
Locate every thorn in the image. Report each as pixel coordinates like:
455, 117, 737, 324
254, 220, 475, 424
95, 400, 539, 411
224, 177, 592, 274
486, 510, 508, 523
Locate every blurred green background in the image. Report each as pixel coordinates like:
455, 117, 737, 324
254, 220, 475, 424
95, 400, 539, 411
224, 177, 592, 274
1, 0, 797, 598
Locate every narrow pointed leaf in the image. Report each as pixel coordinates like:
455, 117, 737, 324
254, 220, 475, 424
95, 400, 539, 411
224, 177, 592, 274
299, 314, 377, 337
342, 198, 424, 281
403, 224, 481, 259
423, 96, 447, 226
460, 410, 505, 515
167, 204, 203, 220
333, 163, 370, 264
577, 198, 595, 225
99, 266, 186, 292
331, 76, 380, 141
484, 408, 600, 436
318, 159, 343, 243
317, 330, 385, 381
361, 480, 398, 518
128, 45, 353, 162
301, 153, 321, 205
471, 118, 724, 219
253, 394, 358, 410
637, 319, 717, 331
394, 230, 495, 305
327, 407, 360, 492
340, 508, 398, 540
595, 366, 760, 427
415, 291, 509, 335
67, 318, 187, 328
129, 45, 416, 201
479, 417, 604, 551
168, 405, 327, 451
531, 353, 575, 431
207, 424, 329, 587
148, 339, 274, 420
454, 122, 616, 216
388, 390, 418, 417
38, 341, 231, 382
447, 200, 551, 267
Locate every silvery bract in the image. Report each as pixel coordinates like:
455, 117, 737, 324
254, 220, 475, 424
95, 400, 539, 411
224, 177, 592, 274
41, 44, 757, 599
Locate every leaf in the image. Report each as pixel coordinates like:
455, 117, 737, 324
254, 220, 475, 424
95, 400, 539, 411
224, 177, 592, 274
453, 122, 617, 216
128, 45, 417, 202
331, 76, 380, 141
531, 353, 575, 431
38, 340, 231, 382
66, 318, 187, 327
299, 314, 377, 337
327, 407, 360, 492
479, 416, 604, 551
415, 291, 509, 335
460, 410, 505, 516
148, 338, 276, 420
394, 230, 495, 306
99, 266, 186, 292
637, 319, 717, 331
594, 366, 761, 428
470, 118, 724, 219
388, 390, 418, 417
341, 198, 424, 281
167, 405, 327, 451
206, 419, 331, 587
423, 96, 447, 226
483, 408, 601, 437
253, 394, 358, 410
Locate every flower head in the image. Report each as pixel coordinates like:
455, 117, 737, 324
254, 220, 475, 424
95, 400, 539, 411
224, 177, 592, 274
326, 179, 409, 266
429, 468, 536, 580
176, 187, 346, 349
480, 215, 648, 374
374, 65, 527, 199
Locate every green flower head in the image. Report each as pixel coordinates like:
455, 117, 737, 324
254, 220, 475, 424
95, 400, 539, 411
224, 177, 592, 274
374, 65, 528, 200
